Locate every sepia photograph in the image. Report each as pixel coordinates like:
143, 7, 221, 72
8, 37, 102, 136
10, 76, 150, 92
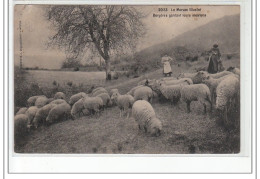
13, 5, 240, 154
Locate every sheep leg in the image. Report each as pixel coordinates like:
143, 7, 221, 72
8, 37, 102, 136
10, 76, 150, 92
203, 103, 207, 114
186, 101, 191, 113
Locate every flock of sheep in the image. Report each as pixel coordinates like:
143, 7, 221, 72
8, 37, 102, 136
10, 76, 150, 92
14, 67, 240, 145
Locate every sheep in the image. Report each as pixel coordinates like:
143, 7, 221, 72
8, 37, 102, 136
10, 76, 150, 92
35, 96, 49, 108
159, 77, 177, 81
46, 103, 71, 125
131, 100, 162, 137
91, 88, 108, 97
25, 106, 39, 129
71, 98, 85, 119
46, 98, 55, 104
210, 71, 233, 79
216, 75, 240, 124
111, 92, 134, 118
27, 95, 45, 106
158, 82, 184, 104
160, 78, 193, 86
54, 92, 66, 100
180, 84, 212, 114
32, 103, 57, 128
227, 67, 240, 76
49, 99, 67, 105
82, 97, 104, 115
69, 92, 88, 105
16, 107, 28, 115
133, 86, 153, 102
194, 71, 233, 82
92, 87, 106, 94
137, 79, 152, 86
201, 74, 234, 104
96, 93, 112, 107
109, 88, 119, 97
126, 85, 144, 96
14, 114, 29, 145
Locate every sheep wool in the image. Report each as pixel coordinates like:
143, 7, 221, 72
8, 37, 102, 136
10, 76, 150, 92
96, 93, 112, 107
54, 92, 66, 100
83, 97, 104, 115
181, 84, 212, 114
27, 95, 45, 106
109, 88, 119, 97
25, 106, 39, 129
69, 92, 88, 105
126, 85, 144, 96
111, 92, 134, 118
216, 75, 240, 111
92, 87, 106, 94
133, 86, 153, 102
35, 96, 49, 108
210, 71, 233, 79
14, 114, 29, 142
159, 83, 183, 104
132, 100, 162, 136
161, 78, 193, 86
71, 98, 85, 119
50, 99, 67, 105
32, 103, 57, 128
46, 103, 71, 124
202, 74, 233, 104
16, 107, 28, 115
91, 88, 108, 97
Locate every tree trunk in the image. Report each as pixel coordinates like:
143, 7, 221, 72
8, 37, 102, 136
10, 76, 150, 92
105, 58, 111, 80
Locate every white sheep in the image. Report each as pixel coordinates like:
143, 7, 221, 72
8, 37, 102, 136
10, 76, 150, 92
216, 75, 240, 122
96, 93, 112, 107
133, 86, 153, 102
46, 103, 71, 125
14, 114, 29, 144
50, 99, 67, 105
159, 82, 184, 104
180, 84, 212, 114
27, 95, 45, 106
46, 98, 55, 104
111, 92, 134, 118
32, 103, 57, 128
131, 100, 162, 136
159, 77, 177, 81
137, 79, 152, 86
16, 107, 28, 115
201, 74, 233, 104
69, 92, 88, 105
227, 67, 240, 76
25, 106, 39, 129
71, 98, 85, 119
92, 87, 106, 94
91, 88, 108, 97
83, 97, 104, 115
160, 78, 193, 86
54, 92, 66, 100
126, 85, 144, 96
35, 96, 49, 108
109, 88, 119, 97
194, 71, 233, 83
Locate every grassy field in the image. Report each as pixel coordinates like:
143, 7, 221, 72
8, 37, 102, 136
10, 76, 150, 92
15, 57, 240, 154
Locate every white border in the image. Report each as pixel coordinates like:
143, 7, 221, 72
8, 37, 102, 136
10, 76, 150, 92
7, 0, 253, 174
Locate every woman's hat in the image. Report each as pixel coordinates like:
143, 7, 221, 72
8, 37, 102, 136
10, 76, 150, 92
213, 44, 218, 48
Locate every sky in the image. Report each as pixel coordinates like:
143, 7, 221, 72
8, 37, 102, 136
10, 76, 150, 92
13, 5, 240, 69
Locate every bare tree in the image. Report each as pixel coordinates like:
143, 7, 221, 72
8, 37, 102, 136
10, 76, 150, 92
46, 5, 145, 80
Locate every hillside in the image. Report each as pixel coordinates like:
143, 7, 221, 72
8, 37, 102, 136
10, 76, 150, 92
115, 14, 240, 73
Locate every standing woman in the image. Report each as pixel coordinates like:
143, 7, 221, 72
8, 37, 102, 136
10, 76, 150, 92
161, 54, 173, 77
208, 44, 221, 74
